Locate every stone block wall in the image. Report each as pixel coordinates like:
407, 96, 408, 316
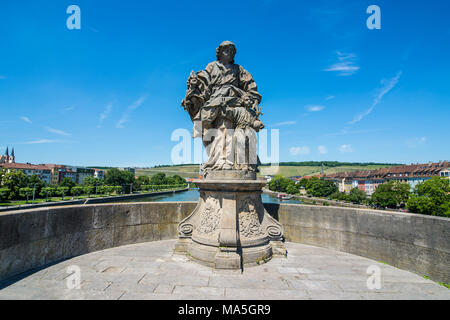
0, 202, 448, 284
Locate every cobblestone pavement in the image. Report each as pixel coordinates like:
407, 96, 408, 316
0, 240, 448, 300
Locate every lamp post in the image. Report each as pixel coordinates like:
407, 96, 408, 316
32, 183, 37, 204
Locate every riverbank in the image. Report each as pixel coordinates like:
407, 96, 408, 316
262, 188, 373, 209
0, 188, 189, 213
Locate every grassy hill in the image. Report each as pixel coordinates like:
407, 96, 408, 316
136, 165, 201, 179
258, 164, 397, 177
136, 162, 400, 179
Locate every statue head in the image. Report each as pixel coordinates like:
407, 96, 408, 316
216, 41, 236, 64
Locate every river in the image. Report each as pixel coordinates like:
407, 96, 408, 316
125, 188, 302, 204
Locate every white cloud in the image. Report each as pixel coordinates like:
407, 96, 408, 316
45, 127, 71, 136
349, 71, 402, 125
98, 103, 113, 128
318, 145, 328, 154
117, 95, 148, 129
24, 139, 61, 144
306, 105, 325, 112
406, 137, 426, 148
325, 95, 335, 101
290, 146, 310, 156
20, 116, 32, 124
272, 121, 296, 126
339, 144, 353, 153
324, 51, 360, 76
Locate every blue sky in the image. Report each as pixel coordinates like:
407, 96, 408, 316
1, 0, 449, 167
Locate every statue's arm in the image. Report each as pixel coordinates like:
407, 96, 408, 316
239, 66, 262, 104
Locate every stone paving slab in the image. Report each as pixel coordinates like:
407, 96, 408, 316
0, 240, 448, 300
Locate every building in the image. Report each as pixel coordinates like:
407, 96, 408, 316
93, 168, 106, 180
0, 162, 52, 184
0, 147, 15, 164
68, 167, 95, 184
324, 161, 450, 196
119, 167, 136, 175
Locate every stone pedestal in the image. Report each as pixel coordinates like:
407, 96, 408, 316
175, 173, 285, 269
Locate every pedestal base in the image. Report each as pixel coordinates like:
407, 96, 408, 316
175, 178, 285, 270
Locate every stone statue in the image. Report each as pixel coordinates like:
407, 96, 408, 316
181, 41, 264, 176
176, 41, 285, 270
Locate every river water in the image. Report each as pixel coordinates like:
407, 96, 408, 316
126, 189, 302, 205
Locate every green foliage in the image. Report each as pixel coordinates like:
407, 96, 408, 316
150, 173, 167, 185
330, 192, 350, 202
371, 181, 410, 209
104, 168, 134, 186
113, 186, 123, 194
71, 186, 84, 197
348, 188, 367, 204
0, 188, 10, 202
268, 175, 297, 193
27, 175, 46, 196
260, 161, 400, 167
40, 187, 56, 201
285, 184, 298, 195
60, 178, 76, 192
306, 179, 338, 197
135, 175, 150, 190
56, 187, 69, 200
1, 170, 29, 199
19, 187, 34, 203
82, 186, 94, 197
83, 176, 104, 187
407, 177, 450, 217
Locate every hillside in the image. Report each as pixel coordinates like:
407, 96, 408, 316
136, 162, 400, 179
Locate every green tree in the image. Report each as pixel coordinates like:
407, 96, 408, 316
113, 186, 122, 195
71, 186, 84, 198
330, 191, 350, 202
407, 177, 450, 217
1, 170, 29, 199
371, 181, 410, 209
306, 179, 338, 197
135, 176, 150, 190
83, 185, 95, 198
150, 173, 167, 185
40, 187, 56, 202
60, 177, 76, 193
105, 168, 134, 187
268, 175, 296, 193
19, 187, 34, 203
286, 184, 298, 195
348, 188, 367, 204
56, 187, 69, 200
83, 176, 104, 187
27, 175, 46, 196
0, 188, 10, 202
172, 175, 186, 185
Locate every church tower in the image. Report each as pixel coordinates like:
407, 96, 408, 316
0, 147, 15, 164
9, 147, 15, 163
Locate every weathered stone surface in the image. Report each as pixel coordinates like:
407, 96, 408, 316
0, 201, 449, 285
177, 178, 284, 269
1, 240, 449, 300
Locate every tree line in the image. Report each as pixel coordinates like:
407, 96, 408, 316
268, 175, 450, 217
260, 161, 400, 168
0, 168, 187, 203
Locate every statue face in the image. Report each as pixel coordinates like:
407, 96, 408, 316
219, 46, 235, 64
